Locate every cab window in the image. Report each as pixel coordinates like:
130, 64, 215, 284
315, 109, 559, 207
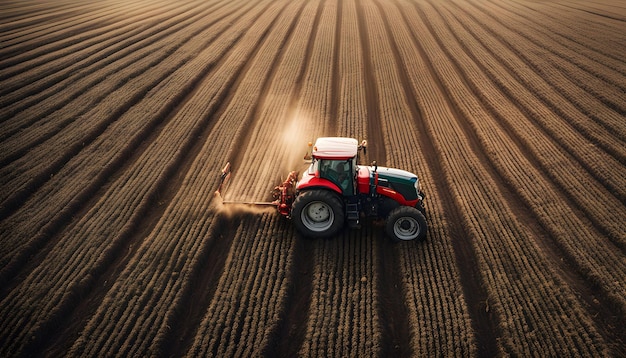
319, 159, 354, 195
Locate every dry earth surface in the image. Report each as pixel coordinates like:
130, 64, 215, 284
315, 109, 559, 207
1, 0, 625, 356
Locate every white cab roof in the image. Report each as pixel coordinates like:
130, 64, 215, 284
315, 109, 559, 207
312, 137, 359, 159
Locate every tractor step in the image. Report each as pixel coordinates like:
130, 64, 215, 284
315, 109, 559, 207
346, 202, 360, 228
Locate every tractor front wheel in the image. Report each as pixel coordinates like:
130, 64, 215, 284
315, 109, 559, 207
386, 206, 427, 242
292, 190, 344, 239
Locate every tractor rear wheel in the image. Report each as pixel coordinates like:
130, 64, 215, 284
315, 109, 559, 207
292, 190, 344, 239
386, 206, 427, 242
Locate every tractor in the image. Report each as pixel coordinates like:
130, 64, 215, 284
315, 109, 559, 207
219, 137, 427, 241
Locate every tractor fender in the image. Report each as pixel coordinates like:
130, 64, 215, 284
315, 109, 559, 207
296, 176, 343, 196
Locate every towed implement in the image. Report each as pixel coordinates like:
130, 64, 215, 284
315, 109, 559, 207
218, 137, 427, 241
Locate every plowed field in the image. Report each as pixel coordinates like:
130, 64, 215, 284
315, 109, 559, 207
1, 0, 625, 356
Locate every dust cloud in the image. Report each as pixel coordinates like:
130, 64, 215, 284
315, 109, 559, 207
213, 107, 314, 216
278, 109, 315, 175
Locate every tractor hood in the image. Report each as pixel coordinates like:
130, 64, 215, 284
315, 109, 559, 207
374, 166, 421, 201
375, 167, 418, 183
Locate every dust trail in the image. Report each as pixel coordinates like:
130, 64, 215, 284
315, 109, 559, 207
213, 191, 277, 218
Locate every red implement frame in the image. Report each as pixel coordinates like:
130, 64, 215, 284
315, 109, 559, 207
218, 162, 298, 217
272, 171, 298, 217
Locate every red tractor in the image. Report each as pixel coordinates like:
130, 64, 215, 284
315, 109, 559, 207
220, 137, 427, 241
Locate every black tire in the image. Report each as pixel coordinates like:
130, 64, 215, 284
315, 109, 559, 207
386, 206, 427, 242
291, 190, 344, 239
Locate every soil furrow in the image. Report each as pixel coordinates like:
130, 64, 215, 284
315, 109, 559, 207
410, 0, 620, 352
365, 2, 415, 356
0, 0, 244, 219
29, 7, 265, 347
263, 230, 315, 357
67, 2, 285, 355
439, 1, 626, 236
508, 0, 626, 59
220, 0, 309, 179
327, 0, 342, 136
0, 61, 179, 220
509, 0, 626, 60
0, 0, 276, 352
476, 0, 626, 91
0, 3, 133, 56
428, 2, 626, 352
259, 1, 326, 355
355, 0, 385, 165
0, 0, 231, 129
0, 14, 250, 290
0, 1, 120, 32
164, 1, 312, 354
556, 2, 626, 22
387, 2, 500, 355
446, 1, 626, 162
402, 1, 610, 355
65, 0, 294, 355
0, 1, 155, 78
159, 216, 240, 357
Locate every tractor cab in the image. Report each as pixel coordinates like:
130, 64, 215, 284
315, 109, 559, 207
297, 137, 362, 196
312, 158, 356, 194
